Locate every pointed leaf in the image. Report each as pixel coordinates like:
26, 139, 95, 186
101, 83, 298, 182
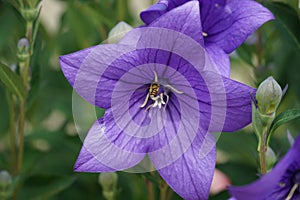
0, 63, 26, 100
19, 175, 76, 199
268, 109, 300, 142
265, 2, 300, 49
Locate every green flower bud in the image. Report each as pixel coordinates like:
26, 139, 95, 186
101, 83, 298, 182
0, 170, 12, 189
17, 38, 30, 62
98, 172, 118, 200
106, 22, 133, 44
20, 7, 39, 22
256, 77, 282, 116
17, 38, 30, 52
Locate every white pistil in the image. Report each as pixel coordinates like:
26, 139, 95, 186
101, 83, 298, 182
202, 32, 208, 37
285, 183, 299, 200
146, 93, 166, 110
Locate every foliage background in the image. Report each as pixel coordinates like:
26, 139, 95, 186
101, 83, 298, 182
0, 0, 299, 199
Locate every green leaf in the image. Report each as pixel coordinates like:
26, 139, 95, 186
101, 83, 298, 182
0, 62, 26, 100
268, 109, 300, 141
265, 2, 300, 49
209, 190, 230, 200
19, 174, 76, 199
236, 43, 255, 67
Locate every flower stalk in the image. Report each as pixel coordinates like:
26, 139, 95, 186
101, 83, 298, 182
146, 180, 155, 200
10, 2, 40, 199
6, 91, 17, 176
258, 127, 268, 174
14, 0, 39, 175
159, 180, 168, 200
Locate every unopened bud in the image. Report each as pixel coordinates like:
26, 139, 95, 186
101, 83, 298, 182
107, 22, 133, 44
17, 38, 30, 62
256, 77, 282, 115
20, 7, 39, 22
0, 170, 12, 189
98, 172, 118, 200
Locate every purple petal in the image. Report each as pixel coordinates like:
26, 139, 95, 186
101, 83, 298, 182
140, 2, 168, 25
221, 76, 255, 132
148, 1, 204, 45
60, 44, 136, 109
229, 134, 300, 200
140, 0, 190, 24
59, 46, 95, 86
74, 119, 145, 172
206, 44, 230, 77
202, 0, 274, 53
181, 71, 255, 132
149, 131, 216, 200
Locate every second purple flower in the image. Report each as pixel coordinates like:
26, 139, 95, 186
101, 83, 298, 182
141, 0, 274, 77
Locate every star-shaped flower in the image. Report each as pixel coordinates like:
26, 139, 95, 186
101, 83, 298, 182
140, 0, 274, 77
60, 2, 255, 199
229, 134, 300, 200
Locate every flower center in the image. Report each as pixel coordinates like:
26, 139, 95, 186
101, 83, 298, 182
293, 171, 300, 185
285, 171, 300, 200
140, 71, 183, 111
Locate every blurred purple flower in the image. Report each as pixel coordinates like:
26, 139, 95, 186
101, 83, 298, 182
59, 2, 255, 199
229, 134, 300, 200
140, 0, 274, 77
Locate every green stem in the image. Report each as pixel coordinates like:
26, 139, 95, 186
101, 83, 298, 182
26, 21, 33, 42
258, 127, 268, 174
6, 92, 17, 176
159, 181, 168, 200
166, 189, 174, 200
146, 179, 155, 200
117, 0, 125, 21
16, 99, 26, 173
13, 11, 36, 200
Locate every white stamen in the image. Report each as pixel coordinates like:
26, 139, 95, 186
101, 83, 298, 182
286, 183, 299, 200
165, 84, 184, 94
140, 93, 150, 108
153, 71, 158, 82
202, 32, 208, 37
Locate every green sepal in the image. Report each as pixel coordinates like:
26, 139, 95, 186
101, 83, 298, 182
0, 63, 26, 100
252, 101, 275, 152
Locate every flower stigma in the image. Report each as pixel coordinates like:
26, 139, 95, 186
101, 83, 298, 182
140, 71, 183, 111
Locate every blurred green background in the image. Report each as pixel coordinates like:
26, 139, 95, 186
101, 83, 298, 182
0, 0, 300, 199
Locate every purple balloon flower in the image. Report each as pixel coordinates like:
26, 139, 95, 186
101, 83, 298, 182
140, 0, 274, 77
60, 2, 255, 199
229, 134, 300, 200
